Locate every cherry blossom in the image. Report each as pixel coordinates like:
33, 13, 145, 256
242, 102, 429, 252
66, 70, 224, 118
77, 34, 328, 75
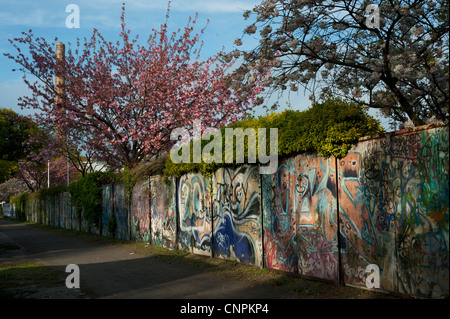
235, 0, 449, 127
5, 3, 268, 169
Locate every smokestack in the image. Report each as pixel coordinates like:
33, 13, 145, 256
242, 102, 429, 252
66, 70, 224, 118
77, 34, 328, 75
55, 42, 65, 107
55, 42, 65, 141
55, 42, 71, 186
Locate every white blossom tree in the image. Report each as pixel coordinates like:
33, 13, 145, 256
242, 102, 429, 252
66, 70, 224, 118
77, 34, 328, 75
230, 0, 449, 127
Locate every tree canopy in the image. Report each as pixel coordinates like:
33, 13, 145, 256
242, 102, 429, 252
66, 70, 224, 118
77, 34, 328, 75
4, 4, 267, 170
0, 108, 37, 183
231, 0, 449, 127
164, 97, 383, 177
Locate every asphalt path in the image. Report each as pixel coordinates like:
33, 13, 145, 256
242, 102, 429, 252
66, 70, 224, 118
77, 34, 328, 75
1, 218, 426, 319
0, 218, 298, 300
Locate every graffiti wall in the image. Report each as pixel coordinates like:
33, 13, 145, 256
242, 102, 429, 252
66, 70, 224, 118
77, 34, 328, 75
177, 173, 212, 256
1, 203, 13, 218
262, 155, 340, 282
337, 138, 396, 292
4, 124, 448, 298
114, 183, 128, 240
102, 184, 114, 237
212, 165, 262, 266
338, 125, 449, 298
151, 175, 177, 249
130, 178, 151, 243
24, 195, 39, 224
102, 183, 128, 240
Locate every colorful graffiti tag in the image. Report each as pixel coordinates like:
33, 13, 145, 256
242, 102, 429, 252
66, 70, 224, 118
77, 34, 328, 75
212, 165, 262, 266
337, 145, 397, 291
130, 178, 151, 243
102, 184, 114, 236
102, 183, 128, 240
6, 124, 448, 299
262, 155, 340, 282
177, 173, 212, 256
151, 175, 177, 249
339, 126, 449, 298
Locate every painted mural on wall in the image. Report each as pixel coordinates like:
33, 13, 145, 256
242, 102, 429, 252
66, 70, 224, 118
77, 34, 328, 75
114, 183, 128, 240
130, 178, 151, 243
2, 203, 13, 218
102, 184, 114, 237
102, 183, 128, 240
177, 173, 212, 256
212, 165, 262, 266
262, 155, 340, 282
337, 139, 396, 292
56, 195, 74, 232
24, 195, 39, 224
151, 175, 177, 249
338, 126, 449, 298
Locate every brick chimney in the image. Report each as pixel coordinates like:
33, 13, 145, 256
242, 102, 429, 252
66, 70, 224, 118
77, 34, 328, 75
55, 42, 65, 141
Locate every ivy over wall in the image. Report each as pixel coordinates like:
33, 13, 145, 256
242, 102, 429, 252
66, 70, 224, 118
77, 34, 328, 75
9, 192, 28, 221
8, 98, 383, 220
121, 158, 166, 198
164, 97, 384, 177
68, 171, 119, 228
10, 185, 69, 221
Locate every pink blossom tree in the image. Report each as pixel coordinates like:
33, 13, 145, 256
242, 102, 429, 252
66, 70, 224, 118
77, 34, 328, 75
5, 3, 267, 169
17, 128, 79, 192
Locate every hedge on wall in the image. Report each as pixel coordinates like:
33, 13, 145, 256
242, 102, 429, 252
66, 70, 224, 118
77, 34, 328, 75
121, 158, 166, 197
9, 185, 70, 221
68, 171, 119, 228
10, 192, 28, 221
164, 97, 383, 177
262, 97, 383, 158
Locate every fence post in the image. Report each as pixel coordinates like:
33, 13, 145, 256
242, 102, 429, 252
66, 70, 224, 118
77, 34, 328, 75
335, 156, 344, 286
258, 164, 265, 269
148, 175, 152, 245
209, 174, 214, 259
175, 176, 180, 251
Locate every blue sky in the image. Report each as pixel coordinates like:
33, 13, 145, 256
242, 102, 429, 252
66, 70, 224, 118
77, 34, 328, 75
1, 0, 390, 128
0, 0, 314, 118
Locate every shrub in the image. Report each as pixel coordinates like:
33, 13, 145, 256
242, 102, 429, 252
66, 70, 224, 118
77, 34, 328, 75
107, 214, 117, 235
121, 158, 165, 196
10, 192, 29, 221
164, 97, 383, 177
35, 185, 68, 200
68, 171, 119, 228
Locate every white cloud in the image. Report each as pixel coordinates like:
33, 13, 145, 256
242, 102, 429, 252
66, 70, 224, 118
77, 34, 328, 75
0, 1, 66, 28
89, 0, 257, 13
0, 0, 258, 30
189, 1, 256, 13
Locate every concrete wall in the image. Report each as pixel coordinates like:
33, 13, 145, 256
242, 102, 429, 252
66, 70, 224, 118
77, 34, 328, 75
212, 165, 263, 267
261, 124, 448, 298
5, 124, 448, 298
177, 173, 212, 256
130, 178, 151, 243
1, 203, 14, 218
102, 183, 129, 240
261, 155, 340, 282
150, 175, 177, 249
338, 125, 449, 298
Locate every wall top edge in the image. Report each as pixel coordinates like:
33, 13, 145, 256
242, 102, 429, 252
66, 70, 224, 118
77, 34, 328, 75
358, 122, 448, 142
